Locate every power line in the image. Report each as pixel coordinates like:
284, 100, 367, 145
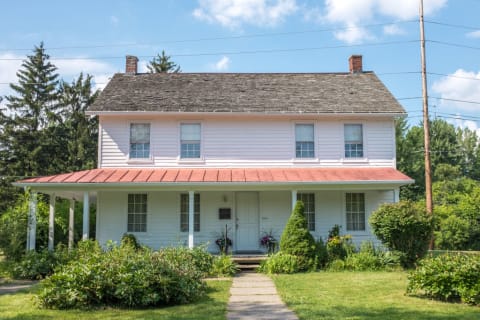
424, 20, 480, 31
0, 40, 420, 61
428, 40, 480, 51
0, 20, 417, 53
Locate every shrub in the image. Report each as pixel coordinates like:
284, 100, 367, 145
314, 238, 328, 268
369, 201, 433, 267
11, 244, 77, 280
435, 215, 476, 250
326, 225, 355, 261
326, 241, 400, 271
37, 243, 207, 309
120, 233, 141, 250
258, 252, 300, 274
280, 201, 316, 271
210, 255, 239, 277
407, 253, 480, 305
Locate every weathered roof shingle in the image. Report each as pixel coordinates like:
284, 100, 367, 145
88, 72, 405, 114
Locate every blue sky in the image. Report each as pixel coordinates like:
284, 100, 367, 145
1, 0, 479, 132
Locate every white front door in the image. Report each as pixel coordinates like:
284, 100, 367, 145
235, 192, 260, 252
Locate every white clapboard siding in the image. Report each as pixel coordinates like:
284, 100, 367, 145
99, 116, 396, 168
96, 190, 393, 251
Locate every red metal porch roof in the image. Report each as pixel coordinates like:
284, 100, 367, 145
17, 167, 413, 185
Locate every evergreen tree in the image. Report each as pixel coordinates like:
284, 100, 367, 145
147, 50, 181, 73
57, 73, 99, 171
280, 201, 316, 270
0, 42, 60, 177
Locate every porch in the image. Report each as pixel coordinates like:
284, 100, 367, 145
13, 167, 412, 252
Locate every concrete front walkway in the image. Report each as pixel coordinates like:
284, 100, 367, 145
227, 272, 298, 320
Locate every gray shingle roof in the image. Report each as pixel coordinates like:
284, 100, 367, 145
87, 72, 406, 114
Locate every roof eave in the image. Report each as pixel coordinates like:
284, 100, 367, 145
85, 110, 407, 117
13, 179, 414, 189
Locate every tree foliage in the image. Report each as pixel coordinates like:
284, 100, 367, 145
0, 43, 99, 215
370, 201, 433, 267
280, 200, 316, 270
146, 50, 181, 73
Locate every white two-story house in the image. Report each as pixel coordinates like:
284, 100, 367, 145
17, 55, 412, 253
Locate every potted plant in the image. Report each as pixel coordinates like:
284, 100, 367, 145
215, 233, 232, 254
260, 231, 277, 254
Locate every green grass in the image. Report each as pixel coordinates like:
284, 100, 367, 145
0, 280, 231, 320
273, 271, 479, 320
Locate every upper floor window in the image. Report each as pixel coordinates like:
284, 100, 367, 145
180, 123, 201, 159
295, 124, 314, 158
127, 193, 147, 232
297, 193, 315, 231
180, 193, 200, 232
130, 123, 150, 159
344, 124, 363, 158
346, 193, 365, 231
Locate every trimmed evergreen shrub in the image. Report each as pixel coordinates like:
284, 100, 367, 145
370, 201, 433, 267
407, 253, 480, 305
258, 252, 300, 274
279, 201, 316, 270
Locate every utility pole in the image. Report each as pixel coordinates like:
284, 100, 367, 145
420, 0, 433, 216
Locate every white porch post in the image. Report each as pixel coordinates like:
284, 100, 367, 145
68, 199, 75, 250
27, 192, 37, 251
188, 191, 194, 249
82, 192, 89, 240
48, 194, 56, 251
291, 190, 297, 211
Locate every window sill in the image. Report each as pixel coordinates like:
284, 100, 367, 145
292, 158, 319, 163
177, 158, 205, 164
341, 158, 369, 164
127, 158, 154, 165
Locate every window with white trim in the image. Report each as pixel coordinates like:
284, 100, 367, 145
295, 124, 314, 158
346, 193, 365, 231
127, 194, 147, 232
180, 123, 201, 158
297, 193, 315, 231
130, 123, 150, 159
344, 124, 363, 158
180, 194, 200, 232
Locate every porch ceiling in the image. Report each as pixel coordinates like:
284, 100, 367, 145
14, 167, 413, 191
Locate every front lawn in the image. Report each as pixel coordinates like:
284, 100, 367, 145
0, 279, 231, 320
273, 271, 479, 320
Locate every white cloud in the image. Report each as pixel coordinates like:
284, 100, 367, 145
334, 24, 373, 44
466, 30, 480, 38
322, 0, 447, 43
432, 69, 480, 112
452, 118, 480, 137
383, 24, 406, 36
213, 56, 230, 71
193, 0, 298, 28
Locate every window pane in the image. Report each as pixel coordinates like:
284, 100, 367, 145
297, 193, 315, 231
181, 124, 201, 140
127, 193, 147, 233
130, 124, 150, 143
181, 143, 200, 158
345, 193, 365, 231
344, 124, 362, 143
295, 124, 314, 142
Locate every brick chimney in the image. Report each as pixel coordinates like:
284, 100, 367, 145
349, 55, 363, 73
125, 55, 138, 74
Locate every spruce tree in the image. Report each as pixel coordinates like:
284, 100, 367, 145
0, 42, 60, 178
57, 73, 99, 171
280, 200, 316, 270
147, 50, 181, 73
